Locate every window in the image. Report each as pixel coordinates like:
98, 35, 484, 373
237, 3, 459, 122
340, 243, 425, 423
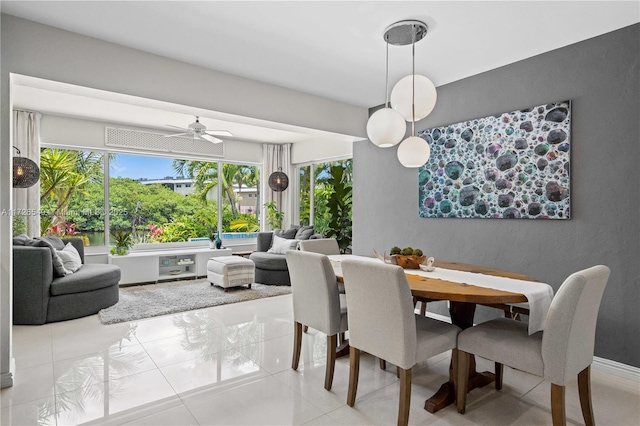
40, 148, 262, 249
298, 165, 311, 226
313, 159, 352, 236
40, 148, 105, 247
297, 159, 352, 235
221, 162, 260, 232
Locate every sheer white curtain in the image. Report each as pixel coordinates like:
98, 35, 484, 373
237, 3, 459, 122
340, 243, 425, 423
262, 143, 292, 230
12, 110, 42, 236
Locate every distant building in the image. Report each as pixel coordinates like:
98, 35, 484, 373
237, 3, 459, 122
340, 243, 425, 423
138, 177, 195, 196
139, 177, 258, 212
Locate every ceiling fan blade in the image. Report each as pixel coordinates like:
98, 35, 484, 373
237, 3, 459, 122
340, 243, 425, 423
199, 133, 223, 144
164, 132, 190, 138
205, 130, 233, 137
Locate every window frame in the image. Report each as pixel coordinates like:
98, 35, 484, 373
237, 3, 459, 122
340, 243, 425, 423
40, 144, 262, 253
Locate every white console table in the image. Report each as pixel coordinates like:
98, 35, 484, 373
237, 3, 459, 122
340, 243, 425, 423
108, 247, 232, 285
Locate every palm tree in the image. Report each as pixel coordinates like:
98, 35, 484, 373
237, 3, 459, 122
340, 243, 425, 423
173, 161, 261, 218
40, 149, 103, 227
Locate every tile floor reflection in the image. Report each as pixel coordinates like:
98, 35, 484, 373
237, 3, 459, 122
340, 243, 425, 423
2, 294, 639, 425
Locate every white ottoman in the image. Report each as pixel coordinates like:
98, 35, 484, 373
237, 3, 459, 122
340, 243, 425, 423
207, 256, 255, 291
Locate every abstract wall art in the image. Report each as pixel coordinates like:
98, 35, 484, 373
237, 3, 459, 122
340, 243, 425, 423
418, 101, 571, 219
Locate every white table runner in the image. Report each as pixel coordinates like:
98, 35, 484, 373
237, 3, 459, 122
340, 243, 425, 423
328, 255, 554, 334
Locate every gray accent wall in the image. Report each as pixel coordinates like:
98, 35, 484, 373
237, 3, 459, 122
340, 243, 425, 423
353, 24, 639, 367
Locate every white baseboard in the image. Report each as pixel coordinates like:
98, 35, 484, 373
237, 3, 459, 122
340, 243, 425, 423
1, 359, 15, 389
593, 356, 640, 382
422, 310, 640, 383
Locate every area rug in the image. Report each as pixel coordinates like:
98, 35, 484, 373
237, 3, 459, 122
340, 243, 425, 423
98, 279, 291, 325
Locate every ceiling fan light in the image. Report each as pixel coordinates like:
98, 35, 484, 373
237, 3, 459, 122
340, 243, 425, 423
390, 74, 437, 122
366, 107, 406, 147
397, 135, 431, 168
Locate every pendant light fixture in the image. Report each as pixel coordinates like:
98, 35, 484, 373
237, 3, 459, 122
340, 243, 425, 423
391, 20, 434, 168
12, 146, 40, 188
366, 40, 406, 147
268, 167, 289, 192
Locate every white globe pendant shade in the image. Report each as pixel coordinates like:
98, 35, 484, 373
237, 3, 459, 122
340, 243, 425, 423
390, 75, 437, 122
366, 107, 406, 147
397, 135, 431, 168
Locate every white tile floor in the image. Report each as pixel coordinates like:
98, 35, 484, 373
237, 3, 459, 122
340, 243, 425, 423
2, 294, 639, 425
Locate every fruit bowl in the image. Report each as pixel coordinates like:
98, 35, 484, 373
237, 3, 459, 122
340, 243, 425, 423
392, 255, 426, 269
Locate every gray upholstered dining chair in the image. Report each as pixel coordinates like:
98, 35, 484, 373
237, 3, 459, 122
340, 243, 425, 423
341, 259, 461, 426
299, 238, 343, 298
286, 250, 348, 390
299, 238, 340, 255
456, 265, 610, 426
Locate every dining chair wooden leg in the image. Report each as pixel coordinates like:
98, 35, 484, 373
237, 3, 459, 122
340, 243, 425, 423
420, 301, 427, 316
398, 367, 412, 426
339, 332, 346, 345
347, 347, 361, 406
578, 366, 595, 426
551, 383, 566, 426
396, 366, 400, 378
379, 358, 386, 370
451, 348, 459, 399
303, 325, 309, 333
456, 350, 471, 414
495, 362, 504, 390
325, 334, 337, 390
292, 321, 302, 370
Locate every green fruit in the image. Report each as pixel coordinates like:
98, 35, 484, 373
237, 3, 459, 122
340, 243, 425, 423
413, 249, 423, 256
390, 246, 401, 255
401, 247, 414, 256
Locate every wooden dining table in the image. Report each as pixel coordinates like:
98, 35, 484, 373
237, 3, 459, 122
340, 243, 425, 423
331, 256, 540, 414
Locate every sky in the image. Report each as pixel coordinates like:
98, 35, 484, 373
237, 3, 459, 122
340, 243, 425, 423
110, 154, 177, 180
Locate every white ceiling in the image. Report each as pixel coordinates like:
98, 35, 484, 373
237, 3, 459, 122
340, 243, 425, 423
3, 1, 639, 143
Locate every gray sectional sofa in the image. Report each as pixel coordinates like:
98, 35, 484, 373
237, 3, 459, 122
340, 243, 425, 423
249, 226, 321, 286
13, 237, 121, 325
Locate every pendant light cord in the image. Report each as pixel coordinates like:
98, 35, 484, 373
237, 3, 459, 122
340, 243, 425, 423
411, 24, 416, 136
384, 36, 390, 107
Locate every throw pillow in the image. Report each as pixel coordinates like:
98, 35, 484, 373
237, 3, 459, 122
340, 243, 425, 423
12, 234, 31, 245
268, 235, 300, 254
56, 243, 82, 274
294, 225, 315, 240
280, 226, 300, 239
42, 235, 66, 250
21, 237, 68, 277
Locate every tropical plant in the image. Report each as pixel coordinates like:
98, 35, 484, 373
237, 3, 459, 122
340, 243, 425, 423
324, 165, 353, 253
264, 201, 284, 230
40, 148, 103, 227
172, 160, 260, 223
110, 230, 132, 255
229, 215, 260, 232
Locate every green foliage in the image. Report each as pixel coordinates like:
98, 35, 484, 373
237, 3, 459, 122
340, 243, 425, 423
159, 214, 207, 242
40, 148, 103, 229
264, 201, 284, 230
299, 159, 352, 236
230, 215, 260, 232
324, 165, 353, 254
390, 246, 401, 255
12, 215, 27, 237
401, 247, 414, 255
413, 249, 423, 256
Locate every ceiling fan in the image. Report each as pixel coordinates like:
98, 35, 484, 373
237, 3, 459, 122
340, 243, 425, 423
164, 116, 233, 143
